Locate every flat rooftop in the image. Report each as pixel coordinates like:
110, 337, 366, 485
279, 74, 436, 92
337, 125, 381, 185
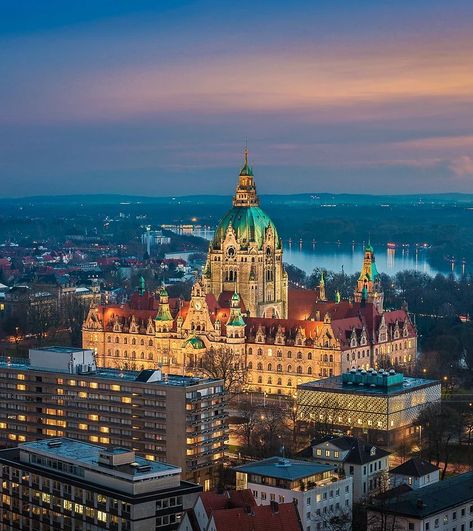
31, 346, 92, 354
20, 438, 179, 479
298, 374, 439, 396
234, 457, 336, 481
0, 358, 221, 387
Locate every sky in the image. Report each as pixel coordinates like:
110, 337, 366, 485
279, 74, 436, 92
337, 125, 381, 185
1, 0, 473, 197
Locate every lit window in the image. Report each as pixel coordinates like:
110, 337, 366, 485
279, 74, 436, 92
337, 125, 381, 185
121, 397, 132, 404
16, 384, 26, 391
68, 380, 76, 386
110, 384, 121, 391
88, 414, 99, 421
0, 422, 6, 429
79, 423, 88, 430
17, 415, 26, 422
17, 374, 25, 380
100, 427, 109, 433
97, 511, 107, 523
78, 392, 87, 398
89, 435, 99, 442
90, 382, 98, 389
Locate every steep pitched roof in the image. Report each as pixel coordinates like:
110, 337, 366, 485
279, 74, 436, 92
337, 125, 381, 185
314, 436, 390, 464
390, 458, 439, 478
200, 489, 256, 517
210, 502, 302, 531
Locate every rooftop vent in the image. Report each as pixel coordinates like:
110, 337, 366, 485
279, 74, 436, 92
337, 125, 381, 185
275, 458, 291, 468
47, 440, 62, 448
137, 464, 152, 472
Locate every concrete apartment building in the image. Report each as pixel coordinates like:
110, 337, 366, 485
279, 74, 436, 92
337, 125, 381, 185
0, 347, 227, 488
234, 456, 353, 531
298, 368, 441, 446
0, 437, 201, 530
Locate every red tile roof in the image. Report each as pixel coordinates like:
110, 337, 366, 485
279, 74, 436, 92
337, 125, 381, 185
210, 502, 302, 531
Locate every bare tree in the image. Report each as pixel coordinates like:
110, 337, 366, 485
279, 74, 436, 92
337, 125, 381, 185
199, 346, 248, 396
235, 398, 260, 451
321, 508, 352, 531
415, 402, 463, 479
62, 295, 92, 346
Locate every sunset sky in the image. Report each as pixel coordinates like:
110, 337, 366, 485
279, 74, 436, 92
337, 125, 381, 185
1, 0, 473, 197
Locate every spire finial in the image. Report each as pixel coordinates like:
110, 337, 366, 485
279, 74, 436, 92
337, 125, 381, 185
244, 138, 248, 167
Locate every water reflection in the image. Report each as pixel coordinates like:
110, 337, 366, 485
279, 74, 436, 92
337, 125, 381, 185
283, 242, 437, 276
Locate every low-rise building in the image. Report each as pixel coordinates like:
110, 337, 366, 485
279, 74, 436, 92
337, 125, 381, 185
234, 456, 352, 531
0, 437, 201, 530
0, 347, 227, 488
297, 368, 441, 446
310, 436, 390, 501
367, 471, 473, 531
389, 458, 439, 490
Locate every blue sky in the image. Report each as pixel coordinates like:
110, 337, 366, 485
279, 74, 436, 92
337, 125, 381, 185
1, 0, 473, 196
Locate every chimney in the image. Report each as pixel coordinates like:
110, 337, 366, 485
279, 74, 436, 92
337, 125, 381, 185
270, 501, 279, 514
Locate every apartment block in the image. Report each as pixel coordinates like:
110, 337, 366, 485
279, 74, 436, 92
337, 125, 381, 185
0, 437, 201, 530
0, 347, 227, 488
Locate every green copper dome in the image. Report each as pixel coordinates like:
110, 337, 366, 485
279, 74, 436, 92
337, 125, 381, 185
212, 206, 281, 250
183, 336, 206, 350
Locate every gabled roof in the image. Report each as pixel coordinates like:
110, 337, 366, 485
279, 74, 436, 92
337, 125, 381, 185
371, 471, 473, 518
199, 489, 256, 517
211, 502, 302, 531
390, 458, 439, 478
313, 436, 390, 464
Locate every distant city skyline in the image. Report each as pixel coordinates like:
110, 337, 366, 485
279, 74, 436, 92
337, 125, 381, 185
1, 0, 473, 196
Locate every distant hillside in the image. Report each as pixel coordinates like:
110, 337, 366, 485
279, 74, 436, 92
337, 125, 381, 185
2, 192, 473, 206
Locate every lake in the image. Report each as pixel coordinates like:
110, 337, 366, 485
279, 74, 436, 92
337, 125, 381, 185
282, 242, 440, 276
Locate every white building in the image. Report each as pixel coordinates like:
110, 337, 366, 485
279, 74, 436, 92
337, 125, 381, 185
389, 458, 439, 490
311, 436, 390, 502
367, 471, 473, 531
235, 456, 352, 530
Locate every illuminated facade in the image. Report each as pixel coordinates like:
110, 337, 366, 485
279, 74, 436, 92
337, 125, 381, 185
203, 149, 288, 319
82, 151, 417, 396
0, 438, 201, 530
0, 347, 227, 488
297, 369, 440, 446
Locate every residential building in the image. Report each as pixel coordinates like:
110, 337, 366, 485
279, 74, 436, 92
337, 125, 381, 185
389, 458, 439, 490
83, 150, 417, 398
0, 347, 227, 488
234, 456, 352, 531
297, 368, 441, 446
0, 437, 201, 530
310, 436, 390, 501
367, 471, 473, 531
179, 489, 263, 531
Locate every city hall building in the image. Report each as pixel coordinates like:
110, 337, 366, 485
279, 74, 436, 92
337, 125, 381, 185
297, 368, 440, 445
83, 150, 417, 396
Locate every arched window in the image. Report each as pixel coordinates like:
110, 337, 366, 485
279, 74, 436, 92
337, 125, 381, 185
267, 363, 272, 371
148, 353, 153, 360
132, 352, 136, 359
297, 366, 302, 374
141, 352, 145, 359
308, 352, 312, 360
257, 376, 262, 384
297, 352, 303, 360
277, 364, 282, 372
115, 337, 119, 344
288, 379, 293, 387
277, 378, 282, 385
248, 361, 253, 369
287, 351, 292, 359
268, 377, 272, 384
124, 337, 127, 344
132, 338, 136, 345
323, 354, 328, 363
107, 336, 111, 343
140, 339, 144, 346
308, 367, 312, 375
248, 347, 253, 355
287, 365, 293, 373
257, 348, 263, 356
257, 362, 263, 371
115, 350, 119, 357
148, 339, 153, 346
329, 354, 333, 363
277, 350, 282, 358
